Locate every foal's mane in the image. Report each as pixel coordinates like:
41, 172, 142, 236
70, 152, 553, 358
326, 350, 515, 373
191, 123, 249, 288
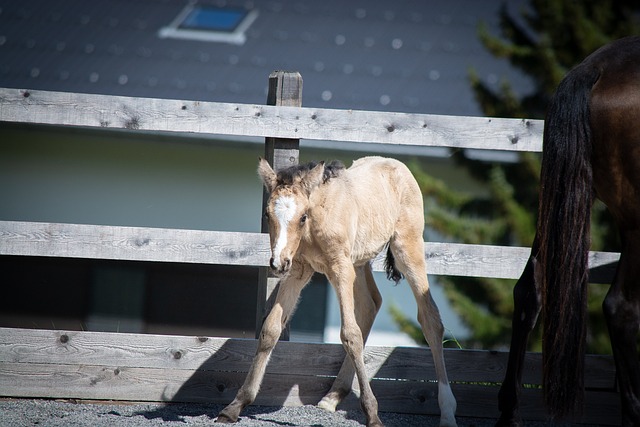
276, 160, 345, 186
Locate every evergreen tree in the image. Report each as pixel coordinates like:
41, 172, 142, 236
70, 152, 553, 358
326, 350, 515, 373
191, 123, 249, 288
395, 0, 640, 351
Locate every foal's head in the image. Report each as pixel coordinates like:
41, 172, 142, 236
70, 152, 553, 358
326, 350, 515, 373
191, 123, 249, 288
257, 158, 327, 276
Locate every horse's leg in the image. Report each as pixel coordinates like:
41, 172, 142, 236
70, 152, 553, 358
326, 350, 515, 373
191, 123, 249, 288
389, 235, 457, 427
496, 250, 542, 427
318, 263, 382, 412
328, 261, 383, 427
216, 261, 314, 423
603, 232, 640, 426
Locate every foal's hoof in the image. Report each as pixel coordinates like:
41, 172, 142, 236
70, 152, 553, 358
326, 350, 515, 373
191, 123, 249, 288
215, 412, 238, 423
439, 416, 458, 427
317, 398, 337, 412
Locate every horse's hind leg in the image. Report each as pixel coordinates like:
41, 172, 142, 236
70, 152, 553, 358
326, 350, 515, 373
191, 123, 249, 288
496, 249, 542, 427
389, 235, 457, 426
318, 263, 382, 412
216, 261, 314, 423
603, 232, 640, 426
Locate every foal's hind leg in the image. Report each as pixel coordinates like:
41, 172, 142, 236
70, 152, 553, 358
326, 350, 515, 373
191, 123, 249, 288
389, 236, 457, 426
216, 261, 314, 423
603, 233, 640, 426
496, 250, 542, 427
318, 263, 382, 412
327, 260, 383, 427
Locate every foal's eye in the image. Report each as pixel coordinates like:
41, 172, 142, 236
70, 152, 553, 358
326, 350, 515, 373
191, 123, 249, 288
300, 214, 308, 224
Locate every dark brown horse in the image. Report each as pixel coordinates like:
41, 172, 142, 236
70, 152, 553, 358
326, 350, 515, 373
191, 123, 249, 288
496, 36, 640, 426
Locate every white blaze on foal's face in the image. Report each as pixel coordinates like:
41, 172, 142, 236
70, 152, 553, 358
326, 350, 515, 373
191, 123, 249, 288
270, 195, 298, 272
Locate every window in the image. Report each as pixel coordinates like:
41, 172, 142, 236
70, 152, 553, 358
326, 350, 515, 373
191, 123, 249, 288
159, 2, 258, 45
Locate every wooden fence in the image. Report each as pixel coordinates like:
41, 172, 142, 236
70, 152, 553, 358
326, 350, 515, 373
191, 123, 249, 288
0, 72, 622, 424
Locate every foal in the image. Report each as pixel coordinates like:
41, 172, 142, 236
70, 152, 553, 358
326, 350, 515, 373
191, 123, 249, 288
216, 156, 457, 427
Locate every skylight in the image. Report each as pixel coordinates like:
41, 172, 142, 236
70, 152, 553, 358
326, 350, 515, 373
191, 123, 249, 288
159, 3, 258, 45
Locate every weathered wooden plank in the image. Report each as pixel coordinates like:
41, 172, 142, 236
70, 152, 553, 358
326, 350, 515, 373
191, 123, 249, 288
0, 328, 615, 389
371, 243, 533, 279
0, 221, 620, 281
390, 242, 619, 283
0, 88, 544, 152
0, 220, 270, 267
0, 361, 329, 406
0, 361, 619, 425
0, 328, 619, 424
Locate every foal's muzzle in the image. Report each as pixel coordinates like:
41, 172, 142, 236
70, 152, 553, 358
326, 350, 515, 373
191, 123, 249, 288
269, 257, 291, 275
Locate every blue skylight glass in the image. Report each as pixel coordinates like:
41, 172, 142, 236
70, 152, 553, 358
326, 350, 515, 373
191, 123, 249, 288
159, 4, 258, 44
180, 7, 247, 32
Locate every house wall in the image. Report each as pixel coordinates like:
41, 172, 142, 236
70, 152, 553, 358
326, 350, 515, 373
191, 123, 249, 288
0, 124, 264, 232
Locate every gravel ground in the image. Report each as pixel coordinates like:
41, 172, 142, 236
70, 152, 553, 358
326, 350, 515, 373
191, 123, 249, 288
0, 398, 595, 427
0, 399, 441, 426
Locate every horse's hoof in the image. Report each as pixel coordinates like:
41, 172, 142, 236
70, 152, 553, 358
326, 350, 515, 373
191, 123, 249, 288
494, 415, 522, 427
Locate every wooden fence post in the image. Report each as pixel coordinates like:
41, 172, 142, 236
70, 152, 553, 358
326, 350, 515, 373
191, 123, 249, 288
255, 71, 303, 339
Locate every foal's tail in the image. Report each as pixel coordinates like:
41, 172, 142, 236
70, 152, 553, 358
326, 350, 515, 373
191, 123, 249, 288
385, 245, 403, 284
537, 62, 600, 419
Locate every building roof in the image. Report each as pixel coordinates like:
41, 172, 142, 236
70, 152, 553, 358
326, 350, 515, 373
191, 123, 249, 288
0, 0, 532, 117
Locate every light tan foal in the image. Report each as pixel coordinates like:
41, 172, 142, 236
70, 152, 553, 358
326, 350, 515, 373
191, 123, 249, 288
216, 157, 457, 427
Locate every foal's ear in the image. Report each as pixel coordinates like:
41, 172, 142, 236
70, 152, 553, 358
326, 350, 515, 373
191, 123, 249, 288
302, 161, 325, 195
257, 157, 277, 193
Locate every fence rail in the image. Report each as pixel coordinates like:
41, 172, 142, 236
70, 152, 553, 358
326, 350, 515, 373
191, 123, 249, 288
0, 83, 621, 424
0, 327, 620, 424
0, 88, 543, 151
0, 220, 620, 282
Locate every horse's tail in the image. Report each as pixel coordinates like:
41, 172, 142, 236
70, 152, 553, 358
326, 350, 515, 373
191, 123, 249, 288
537, 62, 600, 419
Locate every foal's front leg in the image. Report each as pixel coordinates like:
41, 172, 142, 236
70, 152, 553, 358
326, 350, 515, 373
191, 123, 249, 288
216, 262, 313, 423
329, 262, 383, 427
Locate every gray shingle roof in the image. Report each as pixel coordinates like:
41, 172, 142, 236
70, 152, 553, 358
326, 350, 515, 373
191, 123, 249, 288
0, 0, 531, 116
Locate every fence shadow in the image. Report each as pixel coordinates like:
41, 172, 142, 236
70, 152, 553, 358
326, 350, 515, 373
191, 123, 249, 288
136, 339, 448, 424
135, 337, 348, 423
